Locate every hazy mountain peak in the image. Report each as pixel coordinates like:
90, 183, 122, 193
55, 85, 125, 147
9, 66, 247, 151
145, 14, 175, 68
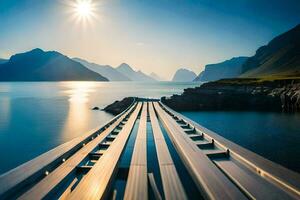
73, 58, 130, 81
117, 63, 133, 70
172, 68, 197, 82
30, 48, 44, 53
27, 48, 60, 56
116, 63, 156, 82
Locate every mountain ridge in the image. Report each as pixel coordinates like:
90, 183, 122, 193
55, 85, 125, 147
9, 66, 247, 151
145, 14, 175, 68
241, 24, 300, 78
194, 57, 249, 82
0, 48, 108, 81
116, 63, 156, 82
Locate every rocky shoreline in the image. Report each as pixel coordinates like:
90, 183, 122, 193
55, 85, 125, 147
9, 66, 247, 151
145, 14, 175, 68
102, 78, 300, 114
103, 97, 135, 115
162, 78, 300, 112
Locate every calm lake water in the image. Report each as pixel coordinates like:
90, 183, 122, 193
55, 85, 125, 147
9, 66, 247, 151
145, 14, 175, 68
0, 82, 299, 174
0, 81, 199, 174
182, 111, 300, 173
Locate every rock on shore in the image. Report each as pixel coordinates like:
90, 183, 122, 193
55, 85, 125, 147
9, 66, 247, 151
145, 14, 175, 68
103, 97, 135, 115
162, 78, 300, 112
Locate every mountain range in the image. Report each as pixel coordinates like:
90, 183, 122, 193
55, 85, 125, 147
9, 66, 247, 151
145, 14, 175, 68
74, 58, 156, 82
73, 58, 130, 81
0, 49, 156, 82
0, 49, 108, 81
194, 57, 249, 82
1, 24, 299, 82
172, 68, 197, 82
194, 24, 300, 81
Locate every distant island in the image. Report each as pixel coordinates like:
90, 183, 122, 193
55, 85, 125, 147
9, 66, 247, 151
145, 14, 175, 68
163, 24, 300, 113
0, 49, 108, 81
172, 68, 197, 82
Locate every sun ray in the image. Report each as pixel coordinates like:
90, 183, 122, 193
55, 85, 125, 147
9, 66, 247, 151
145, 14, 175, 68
63, 0, 99, 26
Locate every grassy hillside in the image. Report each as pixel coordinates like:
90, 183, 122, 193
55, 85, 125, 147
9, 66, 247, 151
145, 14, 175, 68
241, 24, 300, 78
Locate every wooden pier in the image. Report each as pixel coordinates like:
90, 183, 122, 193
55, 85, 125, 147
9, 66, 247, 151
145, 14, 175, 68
0, 99, 300, 199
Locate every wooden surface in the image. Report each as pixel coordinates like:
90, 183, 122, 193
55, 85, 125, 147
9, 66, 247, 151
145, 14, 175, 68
66, 102, 142, 200
18, 103, 137, 200
160, 102, 300, 198
0, 100, 135, 199
2, 99, 300, 199
214, 158, 295, 199
149, 102, 187, 200
153, 102, 247, 200
124, 103, 148, 200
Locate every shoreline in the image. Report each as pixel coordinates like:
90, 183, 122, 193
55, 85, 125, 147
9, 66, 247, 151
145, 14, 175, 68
160, 78, 300, 113
102, 78, 300, 114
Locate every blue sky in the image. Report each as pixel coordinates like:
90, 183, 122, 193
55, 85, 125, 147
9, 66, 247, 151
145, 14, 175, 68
0, 0, 299, 79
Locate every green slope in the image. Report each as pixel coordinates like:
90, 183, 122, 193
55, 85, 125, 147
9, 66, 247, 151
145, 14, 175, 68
241, 24, 300, 78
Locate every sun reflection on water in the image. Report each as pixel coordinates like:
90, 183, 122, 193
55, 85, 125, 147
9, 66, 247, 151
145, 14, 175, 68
63, 82, 97, 103
60, 82, 97, 141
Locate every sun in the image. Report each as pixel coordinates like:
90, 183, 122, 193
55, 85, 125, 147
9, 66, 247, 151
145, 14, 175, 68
75, 0, 93, 18
65, 0, 98, 24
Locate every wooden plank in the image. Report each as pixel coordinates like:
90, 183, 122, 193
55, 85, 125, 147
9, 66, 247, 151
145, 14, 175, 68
153, 102, 247, 200
214, 158, 295, 199
149, 102, 187, 200
0, 99, 136, 199
124, 103, 148, 200
160, 102, 300, 197
18, 103, 137, 199
67, 102, 142, 200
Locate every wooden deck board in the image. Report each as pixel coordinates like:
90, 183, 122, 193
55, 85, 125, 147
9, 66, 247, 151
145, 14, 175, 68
124, 103, 148, 200
149, 102, 187, 200
153, 102, 247, 200
124, 166, 148, 200
160, 102, 300, 197
214, 158, 295, 199
18, 103, 138, 200
66, 103, 142, 200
